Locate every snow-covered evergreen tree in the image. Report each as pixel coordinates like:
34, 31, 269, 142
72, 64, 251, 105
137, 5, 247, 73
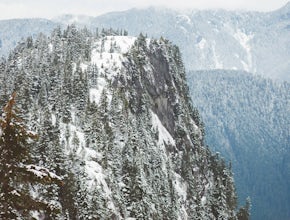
0, 92, 63, 219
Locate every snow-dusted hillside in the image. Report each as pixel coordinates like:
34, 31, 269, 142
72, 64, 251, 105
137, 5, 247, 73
0, 27, 246, 219
188, 70, 290, 220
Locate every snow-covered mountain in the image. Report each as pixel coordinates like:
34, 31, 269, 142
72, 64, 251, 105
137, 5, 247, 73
1, 3, 290, 81
188, 70, 290, 220
0, 27, 246, 219
55, 3, 290, 82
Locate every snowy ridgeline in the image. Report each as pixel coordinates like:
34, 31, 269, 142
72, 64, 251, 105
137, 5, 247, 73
0, 27, 242, 219
88, 36, 136, 104
2, 3, 290, 82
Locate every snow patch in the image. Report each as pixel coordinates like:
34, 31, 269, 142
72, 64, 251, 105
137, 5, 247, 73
174, 172, 187, 200
30, 211, 40, 220
83, 147, 102, 161
233, 29, 254, 72
212, 42, 223, 69
59, 122, 86, 155
113, 36, 136, 53
89, 77, 106, 104
58, 120, 114, 209
91, 35, 136, 79
177, 14, 192, 25
89, 88, 102, 104
48, 43, 53, 53
151, 110, 175, 146
80, 63, 88, 72
201, 196, 207, 206
198, 38, 207, 50
174, 172, 188, 220
72, 63, 77, 74
70, 107, 76, 124
85, 160, 112, 197
10, 190, 21, 197
51, 114, 56, 126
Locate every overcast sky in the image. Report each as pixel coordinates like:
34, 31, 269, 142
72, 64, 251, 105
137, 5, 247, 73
0, 0, 289, 20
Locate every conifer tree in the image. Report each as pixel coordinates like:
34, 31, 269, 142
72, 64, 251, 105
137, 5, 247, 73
0, 92, 63, 219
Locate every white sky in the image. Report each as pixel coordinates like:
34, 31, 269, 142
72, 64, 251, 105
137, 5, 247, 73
0, 0, 289, 20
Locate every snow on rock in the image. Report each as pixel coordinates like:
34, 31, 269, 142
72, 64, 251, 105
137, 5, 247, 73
89, 36, 137, 105
91, 36, 136, 78
233, 29, 254, 72
197, 38, 207, 50
59, 122, 86, 155
48, 43, 53, 53
58, 116, 115, 209
70, 107, 76, 124
174, 172, 187, 201
89, 77, 106, 104
80, 63, 88, 72
58, 121, 114, 209
51, 114, 56, 126
30, 211, 40, 220
177, 14, 192, 25
83, 147, 102, 161
113, 36, 136, 53
174, 172, 188, 220
88, 76, 113, 106
212, 42, 223, 69
85, 160, 114, 209
150, 110, 175, 147
85, 161, 102, 183
201, 196, 207, 206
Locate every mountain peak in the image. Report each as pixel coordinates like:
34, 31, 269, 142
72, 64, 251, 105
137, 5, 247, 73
0, 27, 244, 219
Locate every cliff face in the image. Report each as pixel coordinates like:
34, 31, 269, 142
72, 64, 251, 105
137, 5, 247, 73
0, 27, 243, 219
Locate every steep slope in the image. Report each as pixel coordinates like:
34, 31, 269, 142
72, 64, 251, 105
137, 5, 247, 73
0, 27, 245, 219
187, 70, 290, 220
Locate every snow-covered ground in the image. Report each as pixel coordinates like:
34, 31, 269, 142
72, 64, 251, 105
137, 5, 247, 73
150, 110, 175, 147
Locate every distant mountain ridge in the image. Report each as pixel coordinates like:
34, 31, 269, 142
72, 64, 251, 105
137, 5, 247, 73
0, 18, 58, 57
56, 2, 290, 82
0, 3, 290, 81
